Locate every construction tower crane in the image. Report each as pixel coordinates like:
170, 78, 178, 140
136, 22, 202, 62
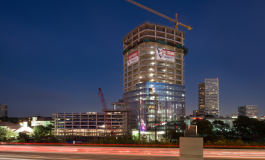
98, 88, 115, 136
125, 0, 193, 30
98, 88, 107, 111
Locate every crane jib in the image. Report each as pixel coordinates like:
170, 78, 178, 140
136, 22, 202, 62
126, 0, 192, 30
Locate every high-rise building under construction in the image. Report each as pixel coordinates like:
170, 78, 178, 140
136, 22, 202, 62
122, 22, 188, 140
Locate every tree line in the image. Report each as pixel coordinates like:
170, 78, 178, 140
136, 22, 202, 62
1, 115, 264, 145
191, 115, 265, 144
0, 124, 57, 143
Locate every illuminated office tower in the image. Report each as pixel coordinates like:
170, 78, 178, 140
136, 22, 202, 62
198, 78, 219, 118
122, 22, 188, 140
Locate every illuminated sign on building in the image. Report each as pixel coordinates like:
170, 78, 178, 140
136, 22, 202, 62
156, 47, 175, 62
127, 50, 139, 66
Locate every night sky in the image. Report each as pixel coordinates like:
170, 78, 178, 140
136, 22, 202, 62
1, 0, 265, 117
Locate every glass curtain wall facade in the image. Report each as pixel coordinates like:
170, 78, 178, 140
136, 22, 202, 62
123, 82, 185, 133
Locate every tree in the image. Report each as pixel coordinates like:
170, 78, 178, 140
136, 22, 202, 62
17, 133, 29, 142
48, 135, 58, 143
45, 124, 53, 135
212, 120, 230, 137
33, 125, 47, 137
99, 135, 116, 144
234, 116, 254, 138
191, 119, 213, 137
117, 133, 135, 144
0, 117, 18, 124
163, 129, 182, 142
0, 128, 7, 140
139, 134, 148, 144
33, 136, 41, 143
181, 122, 187, 131
33, 124, 54, 138
234, 116, 265, 140
5, 128, 17, 138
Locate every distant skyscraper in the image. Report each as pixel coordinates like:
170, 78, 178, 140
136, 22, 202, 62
0, 104, 8, 117
198, 82, 205, 116
238, 105, 258, 118
198, 78, 219, 118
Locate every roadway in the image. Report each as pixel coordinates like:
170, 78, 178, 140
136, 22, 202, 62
0, 145, 265, 160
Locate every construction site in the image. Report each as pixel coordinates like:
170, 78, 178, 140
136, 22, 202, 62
53, 0, 192, 141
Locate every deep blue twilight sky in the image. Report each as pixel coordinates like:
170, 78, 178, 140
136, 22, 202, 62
0, 0, 265, 117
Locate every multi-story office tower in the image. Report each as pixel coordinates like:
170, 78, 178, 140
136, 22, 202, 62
198, 79, 219, 118
238, 105, 258, 118
122, 22, 188, 140
0, 104, 8, 117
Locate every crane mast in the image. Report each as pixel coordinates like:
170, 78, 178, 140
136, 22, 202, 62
125, 0, 192, 30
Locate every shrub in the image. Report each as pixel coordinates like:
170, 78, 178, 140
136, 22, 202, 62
49, 135, 58, 143
34, 136, 41, 143
18, 138, 25, 143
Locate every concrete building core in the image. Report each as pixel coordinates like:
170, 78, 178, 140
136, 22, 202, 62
198, 78, 219, 118
122, 22, 188, 140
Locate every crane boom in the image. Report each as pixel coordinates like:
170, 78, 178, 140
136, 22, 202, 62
98, 88, 115, 136
126, 0, 175, 23
125, 0, 192, 30
98, 88, 107, 110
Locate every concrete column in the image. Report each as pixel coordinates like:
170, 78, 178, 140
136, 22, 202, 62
155, 25, 157, 40
181, 51, 184, 85
165, 28, 167, 42
154, 42, 157, 82
174, 47, 176, 84
179, 137, 203, 160
138, 28, 139, 42
174, 29, 176, 43
180, 32, 184, 44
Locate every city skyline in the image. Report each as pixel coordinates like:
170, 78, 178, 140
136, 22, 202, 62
0, 0, 265, 117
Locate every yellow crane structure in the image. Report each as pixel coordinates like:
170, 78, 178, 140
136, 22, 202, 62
125, 0, 193, 30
